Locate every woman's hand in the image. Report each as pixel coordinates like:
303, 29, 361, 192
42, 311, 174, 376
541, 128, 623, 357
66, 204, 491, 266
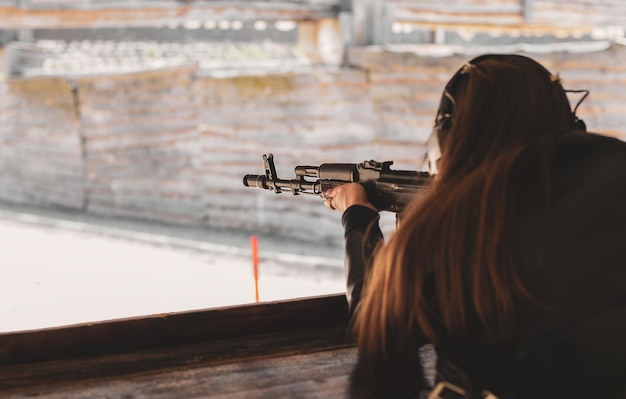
324, 183, 378, 213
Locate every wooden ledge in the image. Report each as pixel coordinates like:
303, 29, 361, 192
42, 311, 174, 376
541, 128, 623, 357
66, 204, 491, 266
0, 294, 353, 393
0, 293, 350, 366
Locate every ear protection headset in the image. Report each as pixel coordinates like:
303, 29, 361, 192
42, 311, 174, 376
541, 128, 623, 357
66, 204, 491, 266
425, 54, 588, 174
570, 90, 589, 132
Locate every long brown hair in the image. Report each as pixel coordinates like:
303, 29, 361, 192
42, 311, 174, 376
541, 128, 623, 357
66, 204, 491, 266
353, 54, 579, 374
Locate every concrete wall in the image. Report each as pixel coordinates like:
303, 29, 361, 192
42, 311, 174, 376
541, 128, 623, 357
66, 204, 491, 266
2, 44, 626, 244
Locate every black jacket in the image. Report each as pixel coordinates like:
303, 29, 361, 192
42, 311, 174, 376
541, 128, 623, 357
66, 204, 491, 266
342, 132, 626, 399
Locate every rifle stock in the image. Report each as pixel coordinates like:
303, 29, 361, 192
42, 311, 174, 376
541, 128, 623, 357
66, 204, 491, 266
243, 154, 431, 214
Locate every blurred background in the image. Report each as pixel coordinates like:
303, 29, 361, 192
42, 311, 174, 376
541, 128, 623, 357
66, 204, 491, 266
1, 0, 625, 332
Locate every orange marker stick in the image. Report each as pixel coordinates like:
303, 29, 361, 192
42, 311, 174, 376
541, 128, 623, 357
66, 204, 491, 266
250, 235, 260, 302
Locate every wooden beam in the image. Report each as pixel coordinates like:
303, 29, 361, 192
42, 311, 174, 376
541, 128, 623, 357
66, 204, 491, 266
393, 20, 596, 38
0, 1, 340, 29
0, 294, 349, 366
298, 17, 344, 64
390, 2, 626, 36
0, 294, 352, 394
1, 325, 353, 392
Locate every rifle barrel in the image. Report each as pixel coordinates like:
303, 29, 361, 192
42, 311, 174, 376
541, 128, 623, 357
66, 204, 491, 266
242, 174, 267, 189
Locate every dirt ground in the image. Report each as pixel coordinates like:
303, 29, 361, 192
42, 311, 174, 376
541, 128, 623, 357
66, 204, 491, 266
0, 202, 345, 333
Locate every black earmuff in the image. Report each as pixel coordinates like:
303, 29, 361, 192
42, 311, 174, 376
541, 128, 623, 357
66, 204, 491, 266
433, 54, 496, 140
428, 55, 493, 173
574, 116, 587, 132
568, 89, 589, 132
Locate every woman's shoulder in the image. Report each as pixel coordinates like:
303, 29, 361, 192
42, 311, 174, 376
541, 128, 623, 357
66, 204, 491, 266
553, 131, 626, 176
558, 130, 626, 153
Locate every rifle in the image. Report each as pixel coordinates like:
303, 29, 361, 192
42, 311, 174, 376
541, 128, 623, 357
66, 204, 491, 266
243, 154, 431, 214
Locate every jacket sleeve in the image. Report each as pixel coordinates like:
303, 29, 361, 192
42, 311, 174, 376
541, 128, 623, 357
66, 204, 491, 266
341, 205, 384, 318
343, 206, 433, 398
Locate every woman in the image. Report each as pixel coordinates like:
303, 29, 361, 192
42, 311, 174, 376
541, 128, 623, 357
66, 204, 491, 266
325, 54, 626, 398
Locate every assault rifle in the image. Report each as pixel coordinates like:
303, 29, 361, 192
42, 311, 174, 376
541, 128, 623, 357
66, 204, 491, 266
243, 154, 431, 214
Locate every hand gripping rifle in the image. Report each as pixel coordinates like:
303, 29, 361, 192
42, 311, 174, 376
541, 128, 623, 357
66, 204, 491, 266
243, 154, 431, 214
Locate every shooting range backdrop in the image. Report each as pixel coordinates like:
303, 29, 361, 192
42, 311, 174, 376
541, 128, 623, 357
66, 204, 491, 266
1, 0, 626, 244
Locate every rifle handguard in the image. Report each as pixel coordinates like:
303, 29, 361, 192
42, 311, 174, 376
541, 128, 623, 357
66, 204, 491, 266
243, 154, 430, 213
